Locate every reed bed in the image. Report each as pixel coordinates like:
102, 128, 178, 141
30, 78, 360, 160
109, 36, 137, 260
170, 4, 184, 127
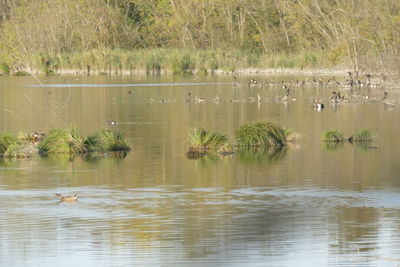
1, 48, 326, 76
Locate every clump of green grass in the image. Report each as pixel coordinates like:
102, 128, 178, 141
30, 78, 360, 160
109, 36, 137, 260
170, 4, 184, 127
186, 128, 228, 158
0, 133, 21, 157
0, 63, 10, 75
38, 127, 86, 155
84, 129, 130, 152
235, 121, 287, 148
348, 129, 374, 143
322, 129, 345, 143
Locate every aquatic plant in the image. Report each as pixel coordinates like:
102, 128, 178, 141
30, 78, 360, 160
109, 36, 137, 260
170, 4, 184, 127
348, 129, 374, 143
186, 128, 228, 158
0, 133, 21, 157
38, 127, 86, 155
235, 121, 287, 148
321, 129, 345, 143
84, 129, 130, 152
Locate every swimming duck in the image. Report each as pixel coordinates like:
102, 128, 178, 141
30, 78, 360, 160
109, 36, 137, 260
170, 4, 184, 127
314, 103, 325, 110
56, 193, 78, 202
194, 96, 205, 103
313, 99, 325, 110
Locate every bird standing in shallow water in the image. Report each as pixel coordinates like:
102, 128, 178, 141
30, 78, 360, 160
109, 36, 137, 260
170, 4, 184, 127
282, 85, 290, 101
56, 193, 79, 202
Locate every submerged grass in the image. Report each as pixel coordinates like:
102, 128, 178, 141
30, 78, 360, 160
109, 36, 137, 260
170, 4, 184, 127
322, 129, 345, 143
235, 121, 287, 148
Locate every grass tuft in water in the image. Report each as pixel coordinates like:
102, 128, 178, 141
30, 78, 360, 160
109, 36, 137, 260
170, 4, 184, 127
85, 129, 130, 152
0, 133, 21, 157
38, 126, 86, 156
348, 129, 374, 143
187, 128, 228, 158
322, 129, 345, 143
235, 121, 287, 148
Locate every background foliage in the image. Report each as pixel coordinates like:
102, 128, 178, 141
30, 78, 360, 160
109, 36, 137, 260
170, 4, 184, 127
1, 0, 399, 74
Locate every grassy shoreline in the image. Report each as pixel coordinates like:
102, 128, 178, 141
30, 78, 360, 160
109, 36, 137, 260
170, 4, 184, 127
0, 48, 351, 77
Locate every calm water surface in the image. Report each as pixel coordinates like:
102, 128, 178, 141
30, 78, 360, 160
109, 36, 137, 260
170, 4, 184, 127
1, 75, 400, 266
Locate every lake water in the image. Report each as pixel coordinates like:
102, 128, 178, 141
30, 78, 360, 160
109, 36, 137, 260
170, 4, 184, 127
1, 74, 400, 266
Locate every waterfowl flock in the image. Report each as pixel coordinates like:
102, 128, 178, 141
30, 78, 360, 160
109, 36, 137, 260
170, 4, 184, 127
145, 73, 398, 110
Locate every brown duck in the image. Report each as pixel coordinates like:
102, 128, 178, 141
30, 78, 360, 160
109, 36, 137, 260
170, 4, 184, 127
56, 193, 79, 202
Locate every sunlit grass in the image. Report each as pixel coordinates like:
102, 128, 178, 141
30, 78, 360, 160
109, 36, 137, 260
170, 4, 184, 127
321, 129, 345, 143
0, 133, 21, 157
38, 126, 86, 155
235, 121, 287, 148
85, 129, 130, 152
186, 128, 228, 158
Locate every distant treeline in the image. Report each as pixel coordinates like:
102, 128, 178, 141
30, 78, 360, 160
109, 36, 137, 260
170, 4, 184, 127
0, 0, 399, 75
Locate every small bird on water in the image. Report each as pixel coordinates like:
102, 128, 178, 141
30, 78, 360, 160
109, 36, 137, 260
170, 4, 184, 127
56, 193, 79, 202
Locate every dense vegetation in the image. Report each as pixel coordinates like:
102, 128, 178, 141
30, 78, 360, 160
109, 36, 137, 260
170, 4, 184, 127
1, 0, 400, 75
0, 127, 130, 158
186, 122, 293, 159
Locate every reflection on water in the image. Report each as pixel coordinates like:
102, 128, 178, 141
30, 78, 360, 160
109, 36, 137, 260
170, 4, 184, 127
1, 75, 400, 266
323, 142, 345, 151
3, 186, 400, 266
237, 146, 288, 164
